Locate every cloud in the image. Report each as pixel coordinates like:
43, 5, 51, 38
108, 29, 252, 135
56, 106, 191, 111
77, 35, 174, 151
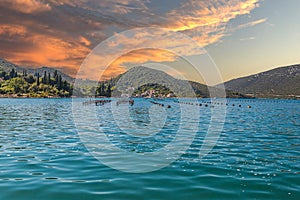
233, 18, 267, 31
79, 0, 261, 80
239, 36, 255, 41
0, 0, 51, 14
165, 0, 259, 31
79, 36, 92, 46
102, 49, 178, 80
0, 0, 261, 80
0, 24, 27, 37
77, 47, 178, 81
47, 0, 150, 15
0, 24, 90, 69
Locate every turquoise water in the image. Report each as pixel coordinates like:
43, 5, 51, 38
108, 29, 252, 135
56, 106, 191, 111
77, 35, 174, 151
0, 98, 299, 199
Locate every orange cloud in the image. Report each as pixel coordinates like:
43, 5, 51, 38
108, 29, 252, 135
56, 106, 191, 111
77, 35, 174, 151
77, 48, 177, 81
166, 0, 258, 32
0, 24, 89, 72
0, 24, 27, 37
0, 0, 51, 14
0, 0, 262, 81
79, 36, 92, 46
83, 0, 260, 80
104, 49, 177, 79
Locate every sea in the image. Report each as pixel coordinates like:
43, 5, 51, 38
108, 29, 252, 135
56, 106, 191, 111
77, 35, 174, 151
0, 98, 299, 200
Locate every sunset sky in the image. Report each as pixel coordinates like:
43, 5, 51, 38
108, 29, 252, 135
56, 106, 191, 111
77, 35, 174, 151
0, 0, 299, 83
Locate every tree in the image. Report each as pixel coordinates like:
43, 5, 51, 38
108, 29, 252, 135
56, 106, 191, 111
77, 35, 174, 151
2, 77, 29, 94
100, 82, 105, 96
53, 70, 58, 79
62, 80, 69, 91
106, 84, 111, 97
37, 73, 40, 86
47, 72, 51, 85
96, 84, 102, 96
10, 69, 16, 79
42, 71, 47, 84
25, 75, 35, 84
54, 70, 58, 85
57, 75, 62, 89
22, 70, 27, 77
0, 71, 6, 78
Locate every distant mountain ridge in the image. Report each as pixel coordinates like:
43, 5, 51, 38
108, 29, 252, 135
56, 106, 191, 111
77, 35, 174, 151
222, 64, 300, 98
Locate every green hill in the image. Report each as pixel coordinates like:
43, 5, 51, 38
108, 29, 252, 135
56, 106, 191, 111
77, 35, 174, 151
94, 66, 247, 98
0, 59, 72, 97
0, 58, 74, 83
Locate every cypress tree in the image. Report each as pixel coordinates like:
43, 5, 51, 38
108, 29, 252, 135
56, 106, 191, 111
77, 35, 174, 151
57, 75, 62, 90
63, 80, 68, 91
47, 73, 51, 85
10, 69, 15, 79
54, 70, 58, 85
96, 84, 102, 96
100, 82, 105, 96
37, 73, 40, 86
107, 84, 111, 97
42, 71, 47, 84
22, 70, 27, 77
53, 70, 58, 79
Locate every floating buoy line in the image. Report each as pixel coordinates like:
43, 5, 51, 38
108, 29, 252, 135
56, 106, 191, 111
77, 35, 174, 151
82, 97, 297, 108
172, 99, 252, 109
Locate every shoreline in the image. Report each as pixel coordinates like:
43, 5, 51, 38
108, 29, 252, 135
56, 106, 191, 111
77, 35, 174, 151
0, 95, 299, 100
0, 94, 66, 99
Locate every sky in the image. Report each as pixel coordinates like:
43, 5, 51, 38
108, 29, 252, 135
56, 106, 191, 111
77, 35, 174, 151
0, 0, 299, 84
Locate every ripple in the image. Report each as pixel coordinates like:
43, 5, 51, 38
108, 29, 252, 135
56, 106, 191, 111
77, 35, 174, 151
31, 172, 44, 176
0, 98, 299, 199
44, 177, 59, 180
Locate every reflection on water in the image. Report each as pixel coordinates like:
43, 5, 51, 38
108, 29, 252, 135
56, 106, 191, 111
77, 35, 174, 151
0, 98, 299, 199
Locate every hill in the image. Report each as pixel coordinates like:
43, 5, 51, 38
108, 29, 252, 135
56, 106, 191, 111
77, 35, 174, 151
0, 58, 74, 83
0, 59, 72, 97
94, 66, 247, 98
0, 58, 248, 98
0, 58, 97, 88
222, 64, 300, 98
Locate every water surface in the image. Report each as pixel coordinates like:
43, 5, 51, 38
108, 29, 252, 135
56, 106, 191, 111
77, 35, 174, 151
0, 98, 299, 199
